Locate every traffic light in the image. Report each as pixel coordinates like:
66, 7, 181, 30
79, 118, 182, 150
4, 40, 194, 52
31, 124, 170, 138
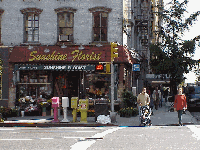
111, 42, 118, 61
106, 63, 110, 73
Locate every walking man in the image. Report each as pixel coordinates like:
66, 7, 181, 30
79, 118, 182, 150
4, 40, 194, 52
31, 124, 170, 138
137, 87, 150, 119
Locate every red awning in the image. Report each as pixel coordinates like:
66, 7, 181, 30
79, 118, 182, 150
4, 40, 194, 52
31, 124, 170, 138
9, 45, 136, 64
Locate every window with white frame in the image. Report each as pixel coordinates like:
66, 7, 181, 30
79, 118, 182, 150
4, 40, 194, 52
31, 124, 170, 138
89, 7, 112, 42
20, 8, 43, 43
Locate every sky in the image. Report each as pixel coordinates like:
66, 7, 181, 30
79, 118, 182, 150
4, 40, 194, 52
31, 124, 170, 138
164, 0, 200, 83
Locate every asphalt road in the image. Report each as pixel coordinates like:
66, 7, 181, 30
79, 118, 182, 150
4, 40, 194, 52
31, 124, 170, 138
0, 126, 200, 150
188, 107, 200, 122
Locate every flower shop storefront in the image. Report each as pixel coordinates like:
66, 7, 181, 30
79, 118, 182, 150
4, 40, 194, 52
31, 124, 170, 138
8, 45, 135, 116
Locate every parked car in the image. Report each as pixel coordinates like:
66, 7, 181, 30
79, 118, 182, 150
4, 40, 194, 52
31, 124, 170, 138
185, 86, 200, 109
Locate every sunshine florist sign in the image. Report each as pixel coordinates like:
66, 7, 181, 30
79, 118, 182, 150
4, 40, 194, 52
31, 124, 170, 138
29, 50, 102, 62
9, 47, 105, 63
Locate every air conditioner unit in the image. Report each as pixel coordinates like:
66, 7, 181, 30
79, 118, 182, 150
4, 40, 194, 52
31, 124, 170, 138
59, 35, 69, 41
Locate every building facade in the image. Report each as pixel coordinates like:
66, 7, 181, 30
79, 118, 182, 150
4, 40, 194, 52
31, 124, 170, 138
0, 0, 135, 108
123, 0, 164, 94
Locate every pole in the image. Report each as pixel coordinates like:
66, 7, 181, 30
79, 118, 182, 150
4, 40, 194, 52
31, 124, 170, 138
137, 78, 138, 95
110, 61, 117, 123
111, 61, 114, 112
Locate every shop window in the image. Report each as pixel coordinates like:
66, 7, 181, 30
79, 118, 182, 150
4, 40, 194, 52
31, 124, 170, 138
0, 9, 4, 45
85, 73, 110, 99
20, 8, 43, 44
89, 7, 111, 43
54, 7, 77, 43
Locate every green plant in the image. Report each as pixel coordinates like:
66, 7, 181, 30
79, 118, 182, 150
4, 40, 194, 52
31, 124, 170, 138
122, 90, 137, 108
132, 108, 139, 116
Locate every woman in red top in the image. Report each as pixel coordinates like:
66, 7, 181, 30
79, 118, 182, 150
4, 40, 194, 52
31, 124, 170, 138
174, 87, 187, 126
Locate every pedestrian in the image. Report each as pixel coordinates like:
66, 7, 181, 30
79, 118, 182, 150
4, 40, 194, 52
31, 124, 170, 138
147, 87, 154, 115
159, 85, 164, 107
174, 87, 187, 126
137, 87, 150, 121
149, 95, 154, 115
152, 86, 161, 110
164, 88, 169, 102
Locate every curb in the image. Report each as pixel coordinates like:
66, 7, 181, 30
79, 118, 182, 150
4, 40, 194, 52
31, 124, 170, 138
0, 122, 118, 127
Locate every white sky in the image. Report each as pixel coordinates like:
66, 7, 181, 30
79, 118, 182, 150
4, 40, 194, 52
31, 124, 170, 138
164, 0, 200, 83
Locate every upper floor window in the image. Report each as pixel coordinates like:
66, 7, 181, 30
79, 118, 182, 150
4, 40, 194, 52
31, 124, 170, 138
89, 7, 111, 42
20, 8, 43, 44
55, 7, 77, 43
0, 9, 4, 45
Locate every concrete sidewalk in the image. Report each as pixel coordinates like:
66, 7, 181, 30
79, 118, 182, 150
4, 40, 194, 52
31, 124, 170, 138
1, 104, 199, 127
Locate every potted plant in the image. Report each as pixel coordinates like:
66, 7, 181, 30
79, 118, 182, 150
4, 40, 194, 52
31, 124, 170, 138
119, 108, 125, 117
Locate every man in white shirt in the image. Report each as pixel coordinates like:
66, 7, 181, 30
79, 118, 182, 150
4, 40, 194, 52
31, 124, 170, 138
137, 87, 150, 117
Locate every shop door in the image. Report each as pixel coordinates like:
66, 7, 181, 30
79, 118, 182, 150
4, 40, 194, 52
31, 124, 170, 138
67, 72, 80, 97
54, 71, 80, 97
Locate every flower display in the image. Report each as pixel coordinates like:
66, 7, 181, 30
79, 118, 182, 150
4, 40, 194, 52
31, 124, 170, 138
119, 107, 138, 117
39, 102, 50, 108
25, 105, 38, 112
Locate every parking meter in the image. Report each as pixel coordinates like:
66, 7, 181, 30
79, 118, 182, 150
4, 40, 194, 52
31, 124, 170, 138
51, 97, 59, 122
61, 97, 69, 122
79, 99, 88, 123
71, 97, 78, 122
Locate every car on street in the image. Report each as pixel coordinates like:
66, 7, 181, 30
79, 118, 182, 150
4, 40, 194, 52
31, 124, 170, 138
185, 86, 200, 110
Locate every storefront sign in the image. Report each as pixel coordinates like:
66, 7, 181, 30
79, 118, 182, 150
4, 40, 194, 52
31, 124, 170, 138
15, 64, 95, 71
29, 50, 102, 62
95, 64, 104, 71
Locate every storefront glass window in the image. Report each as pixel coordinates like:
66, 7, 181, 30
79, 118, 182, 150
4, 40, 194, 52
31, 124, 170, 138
18, 71, 52, 100
85, 73, 110, 99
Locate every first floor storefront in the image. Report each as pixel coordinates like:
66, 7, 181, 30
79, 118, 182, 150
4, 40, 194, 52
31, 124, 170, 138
14, 64, 112, 106
7, 45, 135, 110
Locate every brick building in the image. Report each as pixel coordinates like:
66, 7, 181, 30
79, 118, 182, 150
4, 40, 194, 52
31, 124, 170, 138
0, 0, 135, 108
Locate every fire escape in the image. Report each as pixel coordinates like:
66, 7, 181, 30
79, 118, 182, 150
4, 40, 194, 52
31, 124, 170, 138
134, 0, 152, 62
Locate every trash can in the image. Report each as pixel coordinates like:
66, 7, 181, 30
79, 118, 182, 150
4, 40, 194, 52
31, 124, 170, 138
94, 100, 109, 121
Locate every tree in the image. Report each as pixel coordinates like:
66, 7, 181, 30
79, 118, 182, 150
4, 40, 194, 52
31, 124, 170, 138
150, 0, 200, 95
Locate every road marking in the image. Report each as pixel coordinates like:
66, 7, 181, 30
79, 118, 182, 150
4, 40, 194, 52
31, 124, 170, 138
40, 138, 54, 140
0, 129, 15, 131
187, 125, 200, 140
70, 127, 126, 150
64, 137, 88, 139
0, 139, 32, 141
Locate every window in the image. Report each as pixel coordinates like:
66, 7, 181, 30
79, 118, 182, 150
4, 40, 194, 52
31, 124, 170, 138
89, 7, 111, 42
0, 9, 4, 45
55, 7, 77, 43
20, 8, 43, 44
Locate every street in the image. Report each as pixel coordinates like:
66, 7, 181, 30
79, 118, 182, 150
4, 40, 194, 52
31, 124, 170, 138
0, 126, 200, 150
189, 110, 200, 122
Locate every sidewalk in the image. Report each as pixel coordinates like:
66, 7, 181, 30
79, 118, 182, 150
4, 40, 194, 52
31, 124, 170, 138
1, 104, 199, 127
